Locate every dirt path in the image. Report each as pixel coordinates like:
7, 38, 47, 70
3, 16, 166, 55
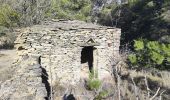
0, 49, 17, 82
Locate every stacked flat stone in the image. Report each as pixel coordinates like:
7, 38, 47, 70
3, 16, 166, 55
0, 55, 47, 100
0, 19, 121, 99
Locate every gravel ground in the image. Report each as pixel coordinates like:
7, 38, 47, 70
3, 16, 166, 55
0, 49, 17, 82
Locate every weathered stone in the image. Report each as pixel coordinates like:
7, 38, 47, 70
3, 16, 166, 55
0, 20, 121, 99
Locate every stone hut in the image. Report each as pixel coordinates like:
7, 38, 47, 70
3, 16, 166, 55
15, 20, 121, 86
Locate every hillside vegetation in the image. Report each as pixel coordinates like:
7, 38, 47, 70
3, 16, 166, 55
96, 0, 170, 69
0, 0, 94, 48
0, 0, 93, 27
120, 0, 170, 70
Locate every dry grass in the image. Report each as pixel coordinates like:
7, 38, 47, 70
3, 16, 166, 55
0, 32, 16, 49
114, 65, 170, 100
0, 67, 13, 82
0, 50, 16, 82
113, 52, 170, 99
129, 70, 170, 89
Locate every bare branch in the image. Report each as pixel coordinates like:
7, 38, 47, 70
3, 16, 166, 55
159, 90, 166, 100
150, 87, 160, 100
144, 75, 151, 98
115, 61, 122, 100
131, 77, 139, 100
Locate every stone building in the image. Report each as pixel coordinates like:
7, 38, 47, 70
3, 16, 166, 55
15, 20, 121, 85
0, 20, 121, 99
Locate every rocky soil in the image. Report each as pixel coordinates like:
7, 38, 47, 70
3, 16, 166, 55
0, 49, 17, 82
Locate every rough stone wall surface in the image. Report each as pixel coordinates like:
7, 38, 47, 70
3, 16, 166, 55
0, 55, 47, 100
15, 20, 121, 84
0, 20, 121, 99
16, 20, 120, 85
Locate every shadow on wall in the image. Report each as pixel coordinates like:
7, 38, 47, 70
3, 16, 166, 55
81, 46, 94, 72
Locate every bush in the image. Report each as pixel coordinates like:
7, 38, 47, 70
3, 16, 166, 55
86, 70, 101, 90
128, 39, 170, 69
46, 0, 92, 21
0, 26, 8, 36
0, 26, 15, 49
97, 4, 117, 26
128, 54, 137, 64
0, 4, 20, 28
0, 33, 15, 49
94, 90, 108, 100
0, 3, 19, 49
86, 78, 101, 90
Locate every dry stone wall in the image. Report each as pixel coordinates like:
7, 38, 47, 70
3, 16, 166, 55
15, 20, 121, 85
0, 55, 47, 100
0, 20, 121, 99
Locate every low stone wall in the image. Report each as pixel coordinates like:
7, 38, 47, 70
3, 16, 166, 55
0, 55, 47, 100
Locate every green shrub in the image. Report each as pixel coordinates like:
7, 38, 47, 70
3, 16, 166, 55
89, 69, 98, 79
134, 40, 144, 51
46, 0, 92, 21
147, 1, 154, 7
86, 78, 101, 90
74, 13, 86, 21
150, 51, 164, 65
0, 31, 15, 49
81, 5, 92, 16
97, 4, 117, 26
128, 54, 137, 64
0, 4, 20, 28
0, 26, 8, 37
86, 69, 101, 90
128, 39, 170, 69
94, 90, 109, 100
128, 0, 139, 6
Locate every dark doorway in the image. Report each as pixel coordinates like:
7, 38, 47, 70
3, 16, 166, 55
81, 46, 94, 72
63, 94, 76, 100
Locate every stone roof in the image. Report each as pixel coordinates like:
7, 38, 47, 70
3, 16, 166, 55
39, 19, 116, 30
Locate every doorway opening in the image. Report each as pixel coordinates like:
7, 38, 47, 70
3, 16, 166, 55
81, 46, 94, 72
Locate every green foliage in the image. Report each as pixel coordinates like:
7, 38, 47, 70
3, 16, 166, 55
128, 54, 137, 64
97, 4, 117, 26
102, 0, 170, 45
147, 1, 154, 7
150, 51, 164, 65
89, 69, 98, 79
86, 69, 101, 90
134, 40, 144, 51
0, 26, 8, 37
0, 4, 20, 28
146, 41, 160, 51
167, 58, 170, 63
81, 4, 92, 16
128, 0, 139, 7
161, 44, 170, 56
94, 90, 109, 100
115, 0, 170, 70
86, 78, 101, 90
164, 0, 170, 6
128, 39, 170, 69
46, 0, 92, 21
